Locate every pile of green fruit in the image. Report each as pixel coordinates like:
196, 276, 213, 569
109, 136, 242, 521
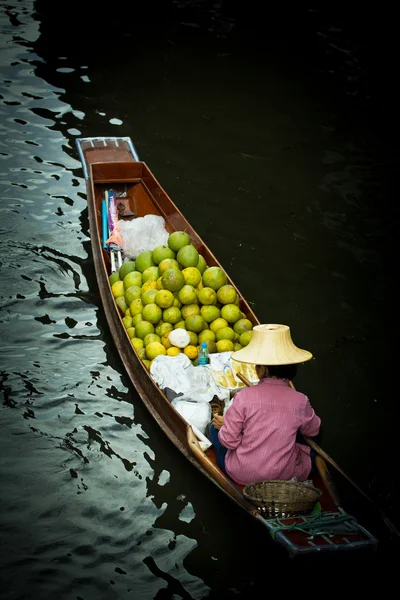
108, 231, 253, 371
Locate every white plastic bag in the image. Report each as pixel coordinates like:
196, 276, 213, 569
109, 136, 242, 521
171, 399, 211, 435
118, 214, 169, 259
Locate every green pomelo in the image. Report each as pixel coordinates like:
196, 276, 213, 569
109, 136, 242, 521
240, 331, 253, 346
204, 340, 217, 354
125, 285, 141, 305
156, 322, 173, 337
234, 342, 242, 352
181, 304, 200, 319
185, 314, 206, 333
182, 267, 202, 287
198, 287, 217, 305
178, 284, 197, 305
168, 231, 190, 252
198, 329, 216, 344
187, 331, 198, 346
155, 289, 174, 309
215, 326, 235, 342
119, 261, 136, 280
233, 318, 253, 335
158, 258, 180, 275
141, 289, 158, 306
129, 298, 143, 316
112, 280, 125, 299
176, 244, 199, 268
135, 320, 155, 340
131, 337, 144, 350
163, 306, 182, 324
144, 333, 161, 347
122, 315, 133, 330
137, 347, 146, 360
161, 268, 185, 292
142, 266, 160, 283
174, 320, 186, 330
196, 254, 207, 275
209, 317, 228, 333
123, 271, 142, 289
115, 296, 128, 315
152, 245, 176, 265
220, 304, 241, 324
126, 327, 136, 339
200, 305, 220, 323
202, 267, 227, 291
146, 341, 167, 361
142, 359, 151, 370
142, 303, 162, 324
135, 250, 155, 273
217, 284, 238, 305
216, 339, 234, 353
109, 271, 121, 286
132, 313, 143, 326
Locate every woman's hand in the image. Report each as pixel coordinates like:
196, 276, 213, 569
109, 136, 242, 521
212, 414, 224, 430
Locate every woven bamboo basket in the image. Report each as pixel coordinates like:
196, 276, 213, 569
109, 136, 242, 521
243, 480, 322, 517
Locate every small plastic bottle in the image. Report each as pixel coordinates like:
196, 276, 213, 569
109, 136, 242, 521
198, 342, 209, 366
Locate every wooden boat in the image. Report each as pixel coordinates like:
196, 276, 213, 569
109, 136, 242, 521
75, 136, 378, 557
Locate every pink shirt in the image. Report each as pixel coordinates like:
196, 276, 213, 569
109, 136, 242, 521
218, 378, 321, 485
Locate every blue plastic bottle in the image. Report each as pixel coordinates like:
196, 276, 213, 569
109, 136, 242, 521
198, 342, 209, 366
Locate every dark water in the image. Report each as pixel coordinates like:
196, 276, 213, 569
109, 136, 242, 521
1, 1, 399, 597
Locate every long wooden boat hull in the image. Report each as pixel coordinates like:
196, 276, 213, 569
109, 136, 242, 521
76, 136, 378, 557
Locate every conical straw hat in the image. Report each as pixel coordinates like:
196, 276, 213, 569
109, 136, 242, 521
231, 324, 313, 365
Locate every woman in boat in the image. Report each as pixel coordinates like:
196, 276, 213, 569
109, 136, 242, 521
208, 324, 321, 486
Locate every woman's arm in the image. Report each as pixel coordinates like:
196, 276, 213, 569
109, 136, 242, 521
299, 398, 321, 438
217, 397, 245, 450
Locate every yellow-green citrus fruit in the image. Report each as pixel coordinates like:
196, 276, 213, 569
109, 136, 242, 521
115, 296, 128, 315
152, 245, 175, 265
240, 331, 253, 347
176, 244, 199, 268
178, 284, 197, 305
220, 304, 241, 324
135, 320, 155, 339
234, 343, 242, 351
202, 267, 227, 291
142, 303, 162, 324
200, 305, 220, 323
146, 342, 167, 361
216, 339, 234, 352
142, 359, 151, 370
161, 268, 185, 292
168, 231, 190, 252
198, 287, 217, 305
144, 333, 161, 347
141, 280, 157, 294
156, 277, 164, 290
205, 340, 217, 354
163, 306, 182, 324
123, 270, 142, 289
167, 347, 180, 356
217, 284, 238, 305
130, 298, 143, 316
119, 261, 136, 280
135, 250, 155, 273
141, 288, 158, 306
156, 322, 173, 337
109, 271, 121, 286
126, 327, 136, 339
198, 329, 216, 344
185, 314, 206, 333
209, 317, 229, 333
181, 266, 202, 287
184, 345, 198, 360
233, 318, 253, 335
112, 280, 125, 298
131, 337, 144, 350
173, 296, 182, 308
125, 308, 131, 317
132, 313, 143, 327
181, 304, 200, 320
137, 347, 146, 360
187, 331, 198, 346
158, 258, 180, 275
122, 315, 133, 330
215, 326, 235, 342
142, 266, 159, 283
196, 254, 207, 275
125, 285, 141, 305
161, 333, 172, 349
174, 320, 186, 330
155, 289, 174, 309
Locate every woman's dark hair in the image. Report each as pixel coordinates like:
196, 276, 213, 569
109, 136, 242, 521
267, 364, 298, 381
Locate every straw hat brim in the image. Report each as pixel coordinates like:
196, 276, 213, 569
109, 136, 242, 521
231, 324, 313, 365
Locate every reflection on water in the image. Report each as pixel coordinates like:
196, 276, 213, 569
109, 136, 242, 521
1, 1, 399, 597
